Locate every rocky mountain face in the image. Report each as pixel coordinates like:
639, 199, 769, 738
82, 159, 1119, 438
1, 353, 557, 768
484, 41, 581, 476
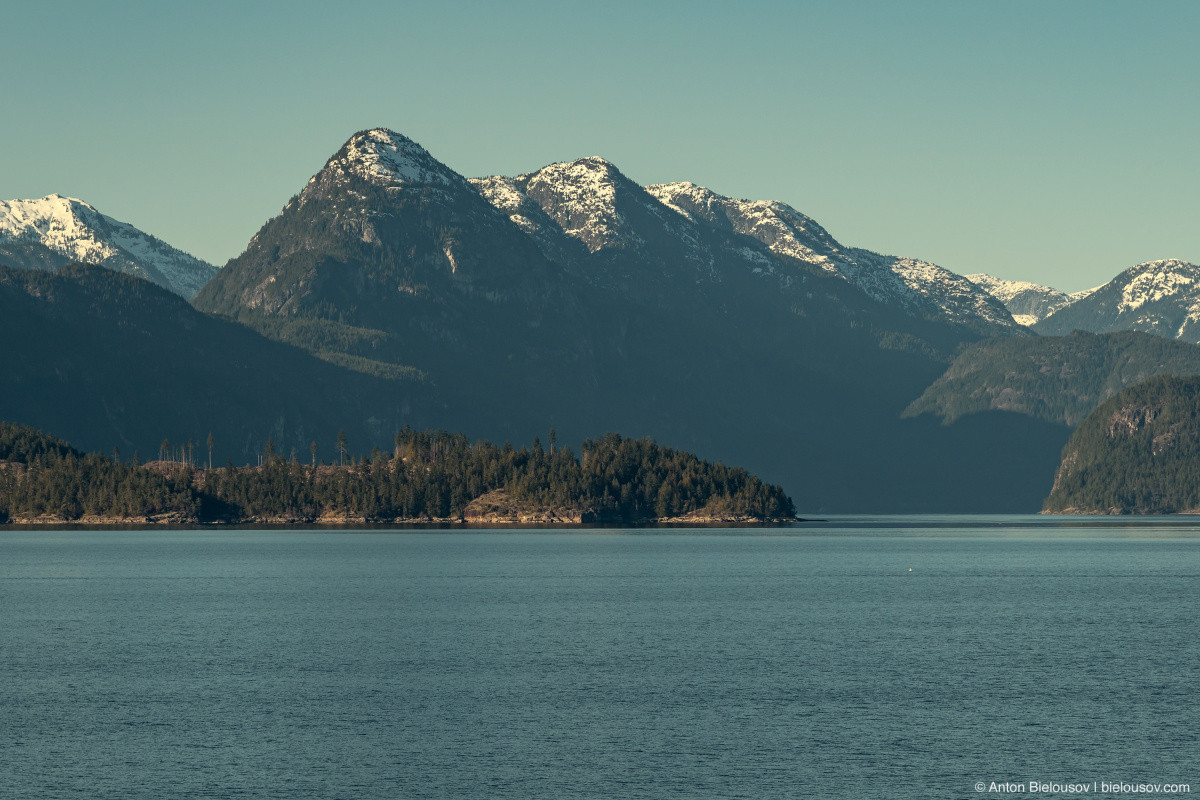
0, 195, 217, 298
966, 274, 1076, 326
1034, 259, 1200, 342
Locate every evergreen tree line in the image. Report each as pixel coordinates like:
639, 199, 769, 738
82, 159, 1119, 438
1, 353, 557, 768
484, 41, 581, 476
0, 423, 795, 523
0, 423, 199, 522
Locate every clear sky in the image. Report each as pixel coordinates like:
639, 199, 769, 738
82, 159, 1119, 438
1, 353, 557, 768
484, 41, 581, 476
3, 0, 1196, 292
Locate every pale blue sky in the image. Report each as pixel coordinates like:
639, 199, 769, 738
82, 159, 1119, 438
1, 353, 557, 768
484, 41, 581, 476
3, 0, 1196, 291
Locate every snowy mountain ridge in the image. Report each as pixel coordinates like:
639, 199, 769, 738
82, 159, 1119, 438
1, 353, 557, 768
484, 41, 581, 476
472, 157, 719, 291
0, 194, 217, 298
1034, 259, 1200, 343
470, 160, 1021, 333
1115, 259, 1199, 313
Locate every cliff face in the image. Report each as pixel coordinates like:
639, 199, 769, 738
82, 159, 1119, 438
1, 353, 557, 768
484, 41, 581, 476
1044, 375, 1200, 514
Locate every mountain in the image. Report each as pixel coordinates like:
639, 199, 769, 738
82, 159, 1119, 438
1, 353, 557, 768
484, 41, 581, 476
0, 194, 217, 298
965, 274, 1076, 326
1043, 375, 1200, 514
904, 330, 1200, 426
1034, 259, 1200, 343
194, 128, 605, 439
0, 262, 430, 463
193, 128, 1065, 512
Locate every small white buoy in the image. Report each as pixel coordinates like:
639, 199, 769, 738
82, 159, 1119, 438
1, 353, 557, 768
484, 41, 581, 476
908, 568, 913, 572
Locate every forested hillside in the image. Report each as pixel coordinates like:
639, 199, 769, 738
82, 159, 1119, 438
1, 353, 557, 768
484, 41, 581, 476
0, 262, 431, 463
905, 330, 1200, 426
1044, 375, 1200, 514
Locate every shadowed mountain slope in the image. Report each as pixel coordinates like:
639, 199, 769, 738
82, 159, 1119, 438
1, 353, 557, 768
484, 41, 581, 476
0, 263, 429, 463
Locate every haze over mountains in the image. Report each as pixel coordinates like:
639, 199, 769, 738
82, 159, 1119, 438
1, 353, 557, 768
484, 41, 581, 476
3, 127, 1198, 511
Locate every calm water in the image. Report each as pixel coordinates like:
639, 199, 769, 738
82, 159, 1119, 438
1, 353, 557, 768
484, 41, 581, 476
1, 518, 1198, 799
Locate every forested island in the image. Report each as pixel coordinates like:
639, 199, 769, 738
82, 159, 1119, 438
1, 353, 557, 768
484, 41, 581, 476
0, 422, 795, 525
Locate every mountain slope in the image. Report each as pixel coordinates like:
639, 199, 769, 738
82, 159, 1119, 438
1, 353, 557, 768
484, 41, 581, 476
1044, 375, 1200, 513
0, 195, 217, 297
194, 128, 602, 433
0, 263, 429, 463
643, 182, 1020, 336
475, 172, 1022, 337
905, 330, 1200, 426
966, 273, 1073, 326
1034, 259, 1200, 342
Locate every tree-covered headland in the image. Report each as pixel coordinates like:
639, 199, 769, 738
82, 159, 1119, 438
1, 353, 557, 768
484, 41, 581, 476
1043, 375, 1200, 514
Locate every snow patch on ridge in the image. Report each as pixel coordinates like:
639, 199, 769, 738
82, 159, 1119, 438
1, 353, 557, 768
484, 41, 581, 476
1118, 260, 1199, 313
966, 274, 1062, 304
647, 182, 843, 273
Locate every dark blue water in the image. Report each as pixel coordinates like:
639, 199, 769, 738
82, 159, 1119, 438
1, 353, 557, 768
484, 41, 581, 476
2, 519, 1197, 799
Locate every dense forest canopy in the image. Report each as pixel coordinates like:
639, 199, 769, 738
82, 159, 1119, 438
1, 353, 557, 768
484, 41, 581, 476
0, 422, 795, 524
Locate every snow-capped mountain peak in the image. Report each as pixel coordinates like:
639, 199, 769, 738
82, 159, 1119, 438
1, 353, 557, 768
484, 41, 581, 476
1116, 259, 1199, 313
1, 194, 101, 244
518, 157, 628, 252
333, 128, 463, 189
0, 194, 217, 298
1033, 259, 1200, 343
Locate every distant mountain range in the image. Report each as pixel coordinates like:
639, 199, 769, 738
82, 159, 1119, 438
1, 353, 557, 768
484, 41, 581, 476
966, 260, 1200, 342
191, 128, 1075, 512
3, 127, 1198, 512
0, 195, 216, 297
